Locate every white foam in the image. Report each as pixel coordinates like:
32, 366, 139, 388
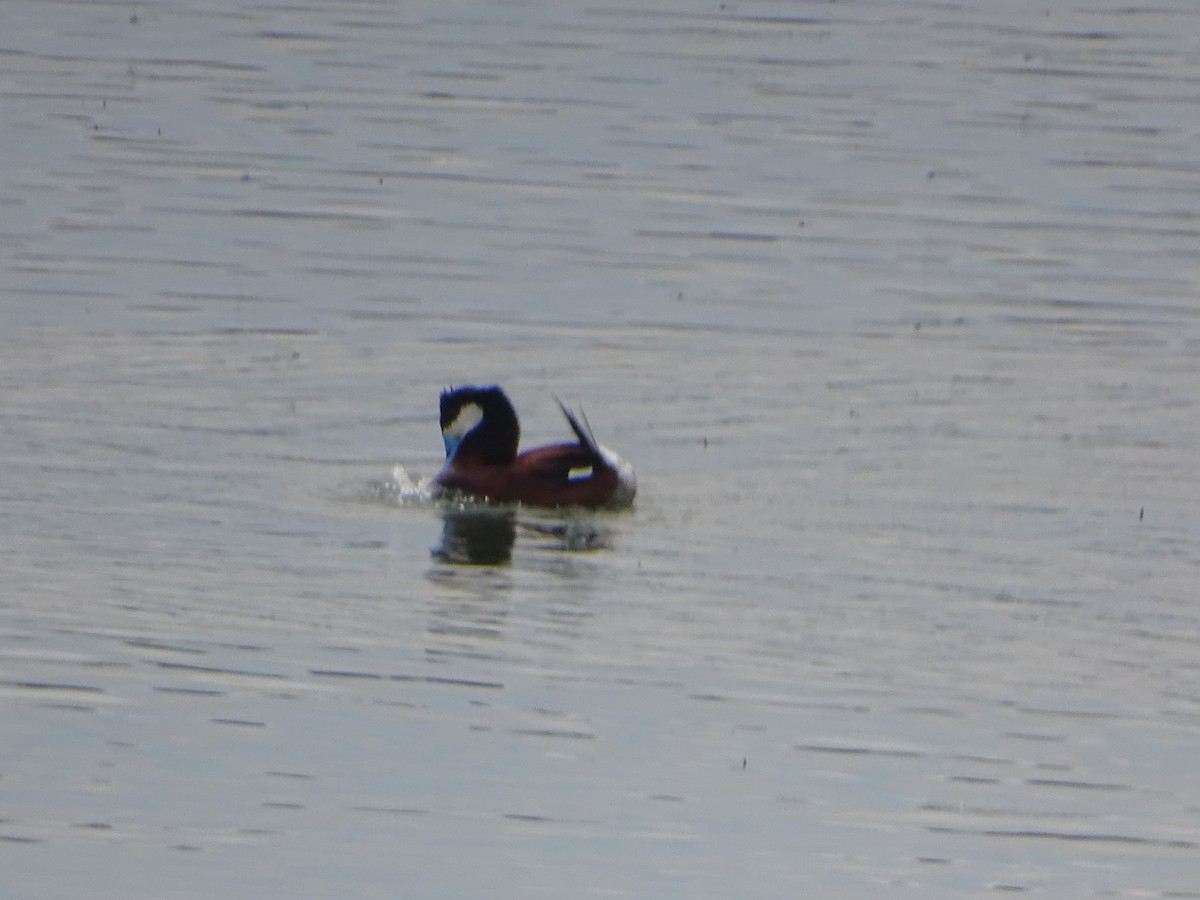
374, 464, 437, 504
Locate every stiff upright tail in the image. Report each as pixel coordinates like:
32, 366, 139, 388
556, 396, 638, 508
556, 398, 604, 464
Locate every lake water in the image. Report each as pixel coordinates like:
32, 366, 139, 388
2, 1, 1199, 897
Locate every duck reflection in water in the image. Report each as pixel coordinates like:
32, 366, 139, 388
434, 506, 518, 565
434, 507, 615, 565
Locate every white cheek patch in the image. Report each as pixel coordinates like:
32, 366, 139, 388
567, 465, 593, 482
443, 402, 483, 439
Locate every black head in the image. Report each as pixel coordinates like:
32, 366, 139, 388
439, 385, 520, 464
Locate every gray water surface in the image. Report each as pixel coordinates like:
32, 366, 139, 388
3, 1, 1199, 897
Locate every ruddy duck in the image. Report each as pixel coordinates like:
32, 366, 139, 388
433, 385, 636, 509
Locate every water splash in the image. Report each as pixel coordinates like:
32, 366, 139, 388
362, 465, 437, 506
358, 466, 619, 560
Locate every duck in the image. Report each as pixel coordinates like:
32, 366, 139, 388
432, 385, 636, 509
